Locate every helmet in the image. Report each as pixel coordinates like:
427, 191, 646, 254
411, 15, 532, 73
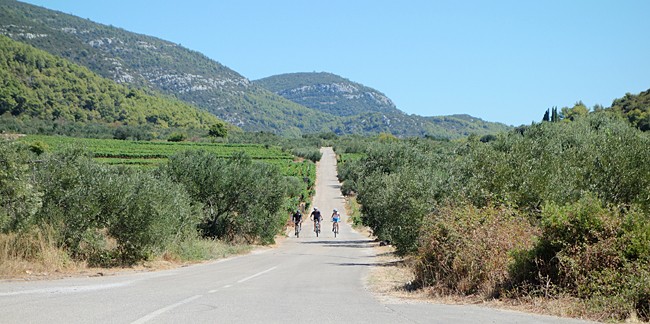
314, 207, 318, 211
333, 209, 337, 212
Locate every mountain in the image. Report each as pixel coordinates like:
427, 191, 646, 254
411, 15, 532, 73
0, 35, 225, 130
254, 72, 400, 117
0, 0, 509, 138
0, 0, 336, 136
255, 72, 511, 138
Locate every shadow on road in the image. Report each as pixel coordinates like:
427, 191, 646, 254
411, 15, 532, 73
300, 239, 374, 249
329, 260, 403, 267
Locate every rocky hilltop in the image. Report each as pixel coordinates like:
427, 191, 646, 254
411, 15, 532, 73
255, 72, 399, 117
255, 72, 511, 137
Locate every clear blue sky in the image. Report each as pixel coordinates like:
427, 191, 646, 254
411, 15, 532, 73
21, 0, 650, 126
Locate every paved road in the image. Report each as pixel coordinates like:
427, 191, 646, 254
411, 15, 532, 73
0, 148, 594, 323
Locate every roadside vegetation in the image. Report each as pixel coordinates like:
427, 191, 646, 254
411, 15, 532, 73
0, 133, 319, 278
337, 111, 650, 322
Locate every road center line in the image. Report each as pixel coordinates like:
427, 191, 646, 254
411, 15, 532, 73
131, 294, 202, 324
236, 266, 277, 284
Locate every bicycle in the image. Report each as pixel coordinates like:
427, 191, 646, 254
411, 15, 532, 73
332, 221, 339, 238
294, 222, 301, 238
314, 221, 321, 237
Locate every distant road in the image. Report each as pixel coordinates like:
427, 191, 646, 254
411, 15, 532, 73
0, 147, 594, 323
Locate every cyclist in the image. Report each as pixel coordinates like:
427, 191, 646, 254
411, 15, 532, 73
310, 207, 322, 233
292, 209, 303, 236
331, 208, 341, 233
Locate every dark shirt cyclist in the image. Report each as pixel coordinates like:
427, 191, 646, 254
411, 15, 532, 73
292, 210, 303, 227
310, 207, 322, 232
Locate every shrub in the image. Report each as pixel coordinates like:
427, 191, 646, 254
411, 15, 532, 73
357, 164, 441, 254
0, 140, 42, 233
162, 150, 287, 244
415, 203, 537, 297
208, 122, 228, 138
35, 148, 106, 257
291, 148, 322, 162
27, 141, 48, 155
509, 195, 650, 320
167, 132, 187, 142
105, 171, 201, 265
35, 148, 201, 265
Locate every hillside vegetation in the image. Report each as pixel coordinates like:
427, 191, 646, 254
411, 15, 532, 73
337, 111, 650, 322
0, 35, 226, 131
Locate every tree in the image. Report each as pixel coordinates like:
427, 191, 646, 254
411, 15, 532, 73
551, 107, 559, 122
167, 132, 187, 142
0, 140, 42, 233
208, 122, 228, 138
561, 102, 589, 121
542, 109, 550, 122
162, 150, 287, 243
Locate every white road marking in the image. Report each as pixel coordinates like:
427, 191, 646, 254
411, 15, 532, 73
236, 266, 277, 283
0, 282, 132, 297
223, 284, 232, 288
208, 289, 218, 293
131, 295, 202, 324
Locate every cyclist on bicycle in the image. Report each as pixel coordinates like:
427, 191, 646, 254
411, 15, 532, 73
310, 207, 322, 232
331, 208, 341, 233
292, 209, 303, 231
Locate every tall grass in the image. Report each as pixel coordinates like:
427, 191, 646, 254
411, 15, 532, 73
345, 196, 363, 228
415, 203, 538, 297
164, 236, 253, 262
0, 226, 77, 278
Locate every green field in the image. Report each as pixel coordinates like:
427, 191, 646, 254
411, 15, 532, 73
19, 135, 316, 183
21, 135, 291, 163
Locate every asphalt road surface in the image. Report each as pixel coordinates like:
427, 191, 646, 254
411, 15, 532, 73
0, 147, 595, 323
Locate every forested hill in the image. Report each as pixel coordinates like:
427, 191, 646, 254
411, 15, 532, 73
0, 0, 336, 136
255, 72, 511, 138
0, 35, 225, 129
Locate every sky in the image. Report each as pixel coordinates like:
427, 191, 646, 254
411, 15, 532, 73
20, 0, 650, 126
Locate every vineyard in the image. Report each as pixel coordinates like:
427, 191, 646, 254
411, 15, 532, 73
21, 135, 293, 162
19, 135, 316, 196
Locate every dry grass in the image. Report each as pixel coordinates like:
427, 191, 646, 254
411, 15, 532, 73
0, 228, 256, 281
0, 227, 81, 280
365, 244, 630, 323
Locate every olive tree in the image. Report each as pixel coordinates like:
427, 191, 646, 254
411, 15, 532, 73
162, 150, 287, 243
